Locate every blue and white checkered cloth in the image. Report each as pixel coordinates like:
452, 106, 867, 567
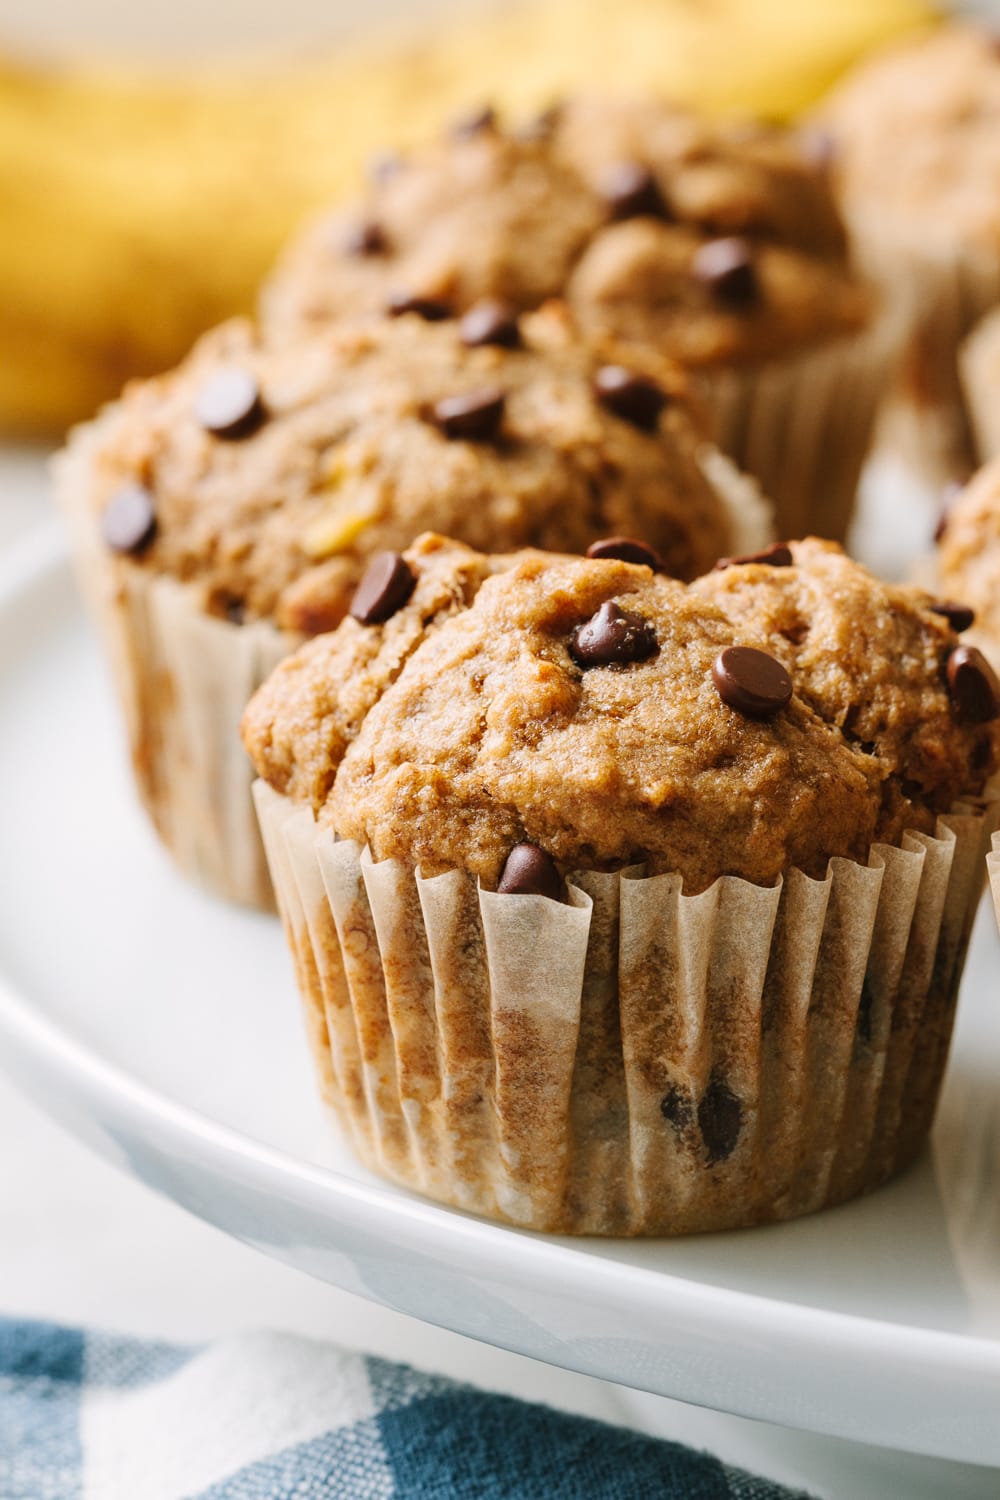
0, 1317, 813, 1499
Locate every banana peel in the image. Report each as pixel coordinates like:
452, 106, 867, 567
0, 0, 934, 437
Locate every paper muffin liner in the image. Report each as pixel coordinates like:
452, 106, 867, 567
696, 303, 903, 547
254, 780, 996, 1236
54, 422, 769, 911
960, 307, 1000, 466
990, 833, 1000, 935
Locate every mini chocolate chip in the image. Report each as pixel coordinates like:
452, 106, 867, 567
344, 219, 389, 257
599, 161, 667, 221
460, 299, 521, 349
450, 103, 497, 138
570, 601, 658, 669
928, 599, 975, 633
386, 291, 454, 321
698, 1077, 743, 1163
195, 370, 266, 440
933, 481, 965, 544
715, 542, 793, 571
223, 597, 246, 626
712, 645, 792, 717
431, 386, 505, 441
593, 366, 668, 431
692, 237, 759, 307
586, 536, 664, 571
497, 842, 564, 901
349, 551, 416, 625
660, 1085, 693, 1131
946, 646, 1000, 724
100, 483, 157, 556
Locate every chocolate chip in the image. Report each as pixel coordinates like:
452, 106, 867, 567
450, 103, 497, 138
946, 646, 1000, 723
712, 645, 792, 717
349, 551, 416, 625
698, 1077, 742, 1163
223, 597, 246, 626
344, 219, 389, 257
100, 483, 157, 556
599, 161, 668, 221
592, 366, 668, 431
692, 237, 759, 307
386, 292, 454, 321
933, 481, 965, 544
715, 542, 793, 571
928, 599, 975, 633
195, 370, 266, 440
497, 842, 564, 901
660, 1085, 693, 1131
585, 536, 664, 571
570, 601, 658, 669
431, 386, 505, 441
459, 299, 521, 349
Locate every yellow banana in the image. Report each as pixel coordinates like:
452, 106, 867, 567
0, 0, 933, 437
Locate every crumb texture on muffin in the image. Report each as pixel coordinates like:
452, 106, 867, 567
938, 458, 1000, 652
63, 309, 734, 634
261, 97, 869, 365
244, 535, 998, 892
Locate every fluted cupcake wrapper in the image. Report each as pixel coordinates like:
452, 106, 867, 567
53, 428, 769, 912
990, 833, 1000, 934
254, 780, 996, 1237
697, 303, 904, 547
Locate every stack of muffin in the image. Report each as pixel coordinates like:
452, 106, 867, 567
57, 51, 1000, 1238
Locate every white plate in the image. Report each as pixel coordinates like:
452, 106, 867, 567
2, 525, 1000, 1465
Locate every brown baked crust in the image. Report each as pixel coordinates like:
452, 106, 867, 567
63, 308, 734, 633
244, 535, 997, 892
822, 24, 1000, 254
938, 458, 1000, 652
261, 98, 869, 365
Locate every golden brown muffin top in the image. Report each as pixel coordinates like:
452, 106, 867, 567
63, 307, 740, 634
822, 24, 1000, 253
261, 97, 869, 367
243, 534, 998, 893
938, 457, 1000, 656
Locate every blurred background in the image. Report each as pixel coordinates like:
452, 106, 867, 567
0, 0, 944, 443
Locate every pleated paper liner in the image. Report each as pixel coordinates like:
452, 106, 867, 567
53, 424, 770, 913
254, 780, 997, 1237
697, 299, 904, 547
990, 832, 1000, 934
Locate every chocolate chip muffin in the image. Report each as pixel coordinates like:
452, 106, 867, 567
57, 305, 760, 909
937, 458, 1000, 672
960, 305, 1000, 465
262, 97, 894, 541
246, 532, 997, 1235
821, 24, 1000, 481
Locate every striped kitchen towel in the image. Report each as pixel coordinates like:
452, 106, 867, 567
0, 1317, 812, 1498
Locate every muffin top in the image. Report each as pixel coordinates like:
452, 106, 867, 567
65, 306, 743, 635
938, 458, 1000, 654
243, 534, 998, 894
822, 24, 1000, 253
261, 98, 869, 367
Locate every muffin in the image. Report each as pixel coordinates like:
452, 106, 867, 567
262, 97, 894, 542
244, 533, 998, 1235
56, 305, 763, 908
937, 457, 1000, 672
960, 305, 1000, 464
822, 24, 1000, 482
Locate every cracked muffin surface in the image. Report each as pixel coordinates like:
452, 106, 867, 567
261, 97, 870, 367
64, 306, 739, 636
244, 534, 998, 892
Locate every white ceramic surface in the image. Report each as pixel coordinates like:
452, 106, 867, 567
2, 525, 1000, 1466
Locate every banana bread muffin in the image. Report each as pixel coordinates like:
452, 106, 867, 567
937, 457, 1000, 669
822, 24, 1000, 480
262, 97, 892, 540
246, 532, 997, 1235
58, 305, 759, 907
